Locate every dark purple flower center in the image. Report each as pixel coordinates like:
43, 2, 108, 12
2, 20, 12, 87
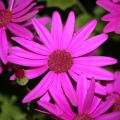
0, 9, 12, 27
15, 66, 25, 79
48, 50, 73, 73
113, 97, 120, 111
73, 114, 94, 120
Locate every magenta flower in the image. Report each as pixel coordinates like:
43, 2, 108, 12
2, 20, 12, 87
107, 71, 120, 111
0, 0, 42, 64
8, 11, 117, 104
96, 0, 120, 34
36, 75, 120, 120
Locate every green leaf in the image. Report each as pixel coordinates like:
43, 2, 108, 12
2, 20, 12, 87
46, 0, 77, 10
0, 94, 26, 120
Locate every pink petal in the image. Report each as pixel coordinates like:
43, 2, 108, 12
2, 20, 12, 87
11, 37, 50, 55
50, 87, 75, 118
114, 71, 120, 93
71, 64, 114, 80
61, 73, 78, 106
0, 28, 8, 64
40, 92, 50, 102
102, 13, 120, 21
8, 55, 47, 67
76, 74, 88, 113
8, 0, 15, 10
0, 0, 5, 9
12, 10, 38, 22
83, 78, 95, 113
96, 112, 120, 120
37, 101, 58, 116
22, 71, 54, 103
51, 11, 62, 49
62, 11, 75, 49
71, 34, 108, 57
88, 96, 101, 114
96, 0, 120, 12
37, 17, 50, 26
32, 18, 54, 51
7, 23, 33, 39
95, 82, 107, 95
12, 3, 36, 18
73, 56, 117, 66
12, 0, 33, 13
67, 19, 97, 51
91, 95, 114, 117
9, 47, 48, 60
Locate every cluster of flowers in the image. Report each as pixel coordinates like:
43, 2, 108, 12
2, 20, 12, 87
0, 0, 120, 119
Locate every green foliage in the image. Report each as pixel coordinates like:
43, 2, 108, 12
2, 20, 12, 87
0, 94, 26, 120
76, 14, 92, 28
46, 0, 77, 10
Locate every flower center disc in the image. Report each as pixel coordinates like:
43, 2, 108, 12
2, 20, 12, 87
113, 97, 120, 111
0, 9, 12, 27
74, 114, 94, 120
48, 50, 73, 73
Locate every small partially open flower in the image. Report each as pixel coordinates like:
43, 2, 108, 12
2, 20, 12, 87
14, 66, 28, 86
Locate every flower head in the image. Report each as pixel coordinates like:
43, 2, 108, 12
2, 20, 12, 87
8, 11, 117, 104
96, 0, 120, 34
36, 75, 120, 120
0, 0, 45, 64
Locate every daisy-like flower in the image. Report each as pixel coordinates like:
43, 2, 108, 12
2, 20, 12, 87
8, 11, 117, 104
0, 0, 45, 64
107, 71, 120, 112
36, 75, 120, 120
96, 0, 120, 34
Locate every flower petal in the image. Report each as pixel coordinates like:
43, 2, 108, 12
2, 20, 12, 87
12, 0, 33, 13
76, 74, 88, 113
67, 19, 97, 51
73, 56, 117, 66
96, 112, 120, 120
71, 64, 114, 80
12, 3, 36, 18
0, 28, 8, 64
50, 87, 75, 118
51, 11, 62, 49
9, 47, 48, 60
0, 0, 5, 9
32, 18, 54, 51
11, 37, 50, 55
96, 0, 120, 12
7, 23, 33, 39
22, 71, 54, 103
12, 10, 38, 22
103, 21, 117, 33
8, 55, 47, 67
91, 95, 114, 117
83, 78, 95, 113
61, 73, 78, 106
62, 11, 75, 49
71, 34, 108, 57
114, 71, 120, 93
